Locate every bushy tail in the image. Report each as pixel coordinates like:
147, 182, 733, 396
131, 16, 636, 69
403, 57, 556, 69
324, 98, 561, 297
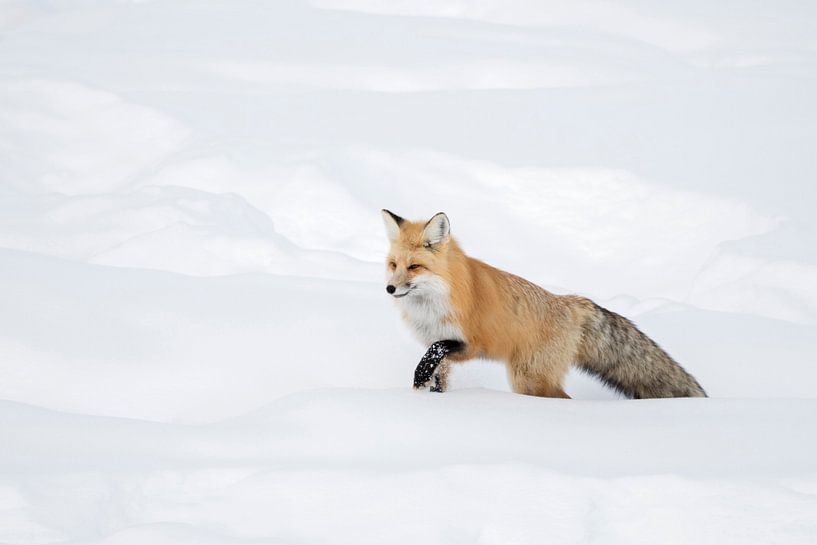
577, 304, 706, 399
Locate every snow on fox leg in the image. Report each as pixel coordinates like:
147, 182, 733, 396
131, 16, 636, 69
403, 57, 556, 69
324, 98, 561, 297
430, 361, 449, 393
413, 340, 464, 391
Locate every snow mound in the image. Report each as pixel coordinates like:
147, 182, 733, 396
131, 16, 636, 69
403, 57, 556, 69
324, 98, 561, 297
0, 79, 189, 195
2, 392, 817, 545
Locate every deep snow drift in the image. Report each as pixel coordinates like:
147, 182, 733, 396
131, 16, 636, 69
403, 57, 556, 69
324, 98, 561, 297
1, 1, 816, 544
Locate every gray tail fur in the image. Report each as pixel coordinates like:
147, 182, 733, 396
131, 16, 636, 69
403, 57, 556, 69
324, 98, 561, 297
577, 304, 706, 399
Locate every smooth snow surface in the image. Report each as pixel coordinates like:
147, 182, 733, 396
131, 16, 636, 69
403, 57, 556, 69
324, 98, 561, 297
1, 1, 816, 543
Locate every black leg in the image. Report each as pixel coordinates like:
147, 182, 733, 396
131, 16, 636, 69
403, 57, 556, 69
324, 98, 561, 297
413, 340, 465, 389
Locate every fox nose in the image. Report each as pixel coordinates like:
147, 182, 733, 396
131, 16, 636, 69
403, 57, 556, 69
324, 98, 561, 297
386, 284, 396, 294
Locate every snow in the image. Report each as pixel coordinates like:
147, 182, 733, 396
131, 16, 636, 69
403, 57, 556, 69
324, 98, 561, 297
1, 0, 816, 543
3, 392, 817, 544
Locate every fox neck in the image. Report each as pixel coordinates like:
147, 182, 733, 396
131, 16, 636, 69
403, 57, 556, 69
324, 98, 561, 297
397, 274, 464, 345
398, 240, 465, 345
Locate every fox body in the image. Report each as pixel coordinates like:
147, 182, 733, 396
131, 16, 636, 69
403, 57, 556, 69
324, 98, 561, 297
382, 210, 706, 399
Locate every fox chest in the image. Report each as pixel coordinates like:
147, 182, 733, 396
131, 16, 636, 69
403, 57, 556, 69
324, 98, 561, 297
398, 292, 464, 346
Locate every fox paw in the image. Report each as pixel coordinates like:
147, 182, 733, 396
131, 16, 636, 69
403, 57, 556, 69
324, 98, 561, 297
430, 372, 446, 393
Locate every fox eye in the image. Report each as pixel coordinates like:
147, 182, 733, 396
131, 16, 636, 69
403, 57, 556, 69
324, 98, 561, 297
408, 264, 421, 270
388, 261, 396, 269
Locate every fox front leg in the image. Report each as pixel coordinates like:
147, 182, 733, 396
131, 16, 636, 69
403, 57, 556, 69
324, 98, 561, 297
413, 340, 464, 392
430, 361, 450, 393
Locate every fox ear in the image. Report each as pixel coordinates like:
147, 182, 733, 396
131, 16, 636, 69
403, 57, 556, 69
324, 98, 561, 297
381, 209, 404, 242
422, 212, 450, 247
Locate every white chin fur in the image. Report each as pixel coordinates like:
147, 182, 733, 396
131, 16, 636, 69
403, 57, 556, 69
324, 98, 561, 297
396, 275, 463, 345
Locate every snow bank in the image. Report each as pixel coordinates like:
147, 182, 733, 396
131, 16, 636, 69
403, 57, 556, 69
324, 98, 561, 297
2, 392, 817, 544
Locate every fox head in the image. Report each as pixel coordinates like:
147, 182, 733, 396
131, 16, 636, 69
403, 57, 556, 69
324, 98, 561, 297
381, 209, 451, 298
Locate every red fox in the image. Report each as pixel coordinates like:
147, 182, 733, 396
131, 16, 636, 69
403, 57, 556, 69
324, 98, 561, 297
382, 210, 706, 399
